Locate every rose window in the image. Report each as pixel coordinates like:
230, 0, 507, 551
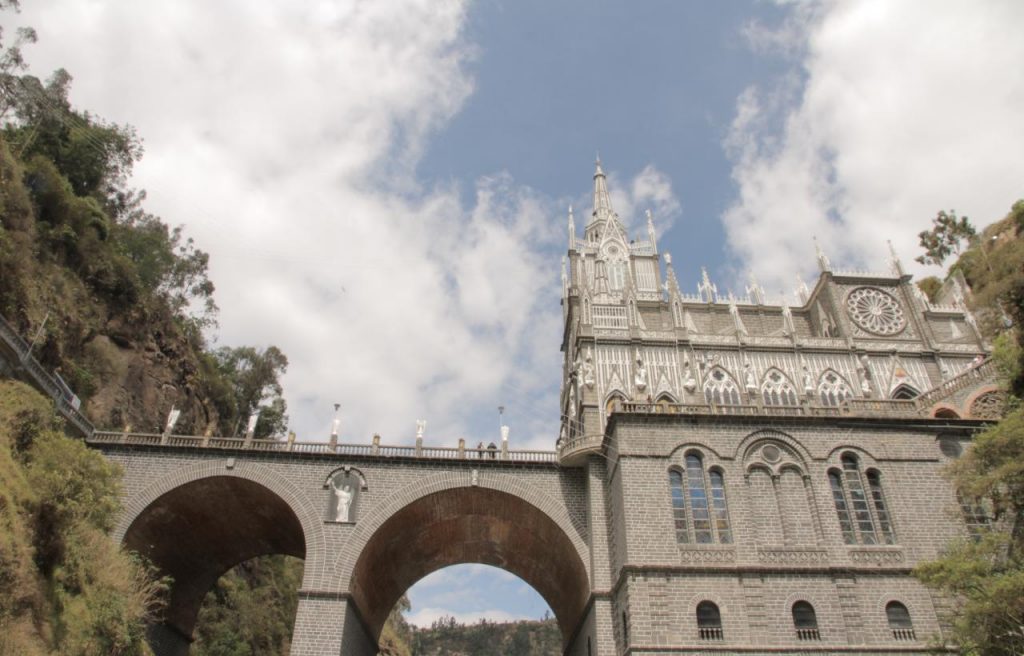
846, 287, 906, 335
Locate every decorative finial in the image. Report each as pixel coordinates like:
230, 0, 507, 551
887, 240, 904, 276
813, 236, 831, 272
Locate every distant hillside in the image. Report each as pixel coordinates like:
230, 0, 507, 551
386, 616, 560, 656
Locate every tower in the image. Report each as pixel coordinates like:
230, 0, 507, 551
557, 160, 999, 654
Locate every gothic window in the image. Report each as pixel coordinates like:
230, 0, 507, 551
885, 602, 915, 641
668, 469, 689, 544
704, 368, 742, 406
969, 390, 1007, 419
668, 454, 732, 544
609, 259, 626, 291
792, 601, 820, 641
891, 384, 919, 400
708, 469, 732, 543
762, 369, 799, 406
828, 470, 856, 544
842, 454, 877, 544
687, 454, 713, 543
818, 371, 853, 407
696, 601, 723, 640
846, 287, 906, 335
866, 470, 895, 544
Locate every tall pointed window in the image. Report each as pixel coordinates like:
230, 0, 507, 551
668, 453, 731, 544
609, 259, 626, 291
668, 470, 689, 543
828, 454, 896, 545
708, 469, 732, 543
818, 371, 854, 406
704, 368, 742, 406
762, 369, 799, 406
828, 470, 856, 544
866, 470, 895, 544
686, 454, 713, 543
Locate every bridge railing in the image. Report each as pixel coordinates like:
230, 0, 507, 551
914, 359, 996, 410
0, 312, 95, 438
87, 430, 558, 463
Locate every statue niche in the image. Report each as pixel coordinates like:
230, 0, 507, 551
325, 469, 365, 523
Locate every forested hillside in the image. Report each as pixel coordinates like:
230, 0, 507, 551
912, 200, 1024, 655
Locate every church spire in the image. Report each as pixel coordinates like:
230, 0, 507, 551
591, 157, 613, 223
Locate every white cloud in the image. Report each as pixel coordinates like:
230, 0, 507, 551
5, 2, 677, 450
723, 1, 1024, 297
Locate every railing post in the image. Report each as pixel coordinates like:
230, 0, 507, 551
457, 438, 465, 458
372, 433, 380, 456
415, 437, 423, 457
286, 431, 296, 451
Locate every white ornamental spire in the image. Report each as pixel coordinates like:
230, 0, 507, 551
746, 272, 765, 305
568, 205, 576, 250
795, 276, 811, 304
646, 209, 658, 254
887, 240, 905, 276
591, 157, 614, 223
698, 267, 717, 303
814, 237, 831, 272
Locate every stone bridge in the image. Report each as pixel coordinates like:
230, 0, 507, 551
88, 432, 604, 656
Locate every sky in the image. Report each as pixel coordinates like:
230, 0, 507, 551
5, 0, 1024, 629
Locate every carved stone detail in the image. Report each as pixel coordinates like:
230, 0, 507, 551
849, 549, 904, 565
757, 548, 829, 565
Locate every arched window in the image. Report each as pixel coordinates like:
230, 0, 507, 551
704, 368, 742, 406
605, 393, 625, 416
818, 371, 854, 406
762, 369, 799, 406
696, 601, 723, 640
866, 470, 895, 544
829, 454, 897, 545
828, 470, 855, 544
668, 469, 689, 544
609, 259, 626, 291
842, 454, 877, 544
891, 384, 919, 400
686, 454, 713, 543
792, 601, 820, 640
668, 455, 731, 544
708, 469, 732, 544
886, 602, 915, 641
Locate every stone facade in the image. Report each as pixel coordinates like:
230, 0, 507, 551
91, 163, 997, 655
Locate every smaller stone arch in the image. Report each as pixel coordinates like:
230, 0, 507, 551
965, 386, 1006, 419
668, 441, 728, 462
703, 366, 742, 405
761, 368, 800, 406
818, 369, 855, 406
735, 429, 813, 465
605, 390, 628, 415
890, 383, 920, 400
824, 444, 881, 465
930, 404, 962, 419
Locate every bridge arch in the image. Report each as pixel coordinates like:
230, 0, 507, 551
334, 470, 591, 646
117, 461, 326, 647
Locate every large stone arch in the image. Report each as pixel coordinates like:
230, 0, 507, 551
117, 460, 326, 651
334, 469, 591, 646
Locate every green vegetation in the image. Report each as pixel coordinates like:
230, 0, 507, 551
403, 615, 560, 656
0, 380, 167, 654
913, 200, 1024, 655
191, 556, 303, 656
916, 209, 977, 266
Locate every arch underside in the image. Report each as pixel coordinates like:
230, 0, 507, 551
350, 487, 590, 646
122, 476, 306, 639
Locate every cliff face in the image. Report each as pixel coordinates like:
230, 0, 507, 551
0, 130, 219, 435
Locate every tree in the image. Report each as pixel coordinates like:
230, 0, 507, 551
207, 346, 289, 438
916, 210, 977, 266
913, 200, 1024, 654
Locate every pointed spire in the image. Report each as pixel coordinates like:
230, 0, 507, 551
781, 299, 796, 336
646, 209, 658, 254
729, 297, 749, 336
814, 237, 831, 272
567, 205, 576, 250
746, 272, 765, 305
699, 267, 717, 303
663, 253, 681, 296
561, 256, 568, 299
591, 157, 614, 222
795, 275, 810, 304
887, 240, 905, 276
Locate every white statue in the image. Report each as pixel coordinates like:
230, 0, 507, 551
744, 362, 757, 393
330, 478, 354, 522
582, 348, 595, 389
634, 354, 648, 392
415, 419, 426, 439
682, 358, 697, 393
802, 365, 814, 395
